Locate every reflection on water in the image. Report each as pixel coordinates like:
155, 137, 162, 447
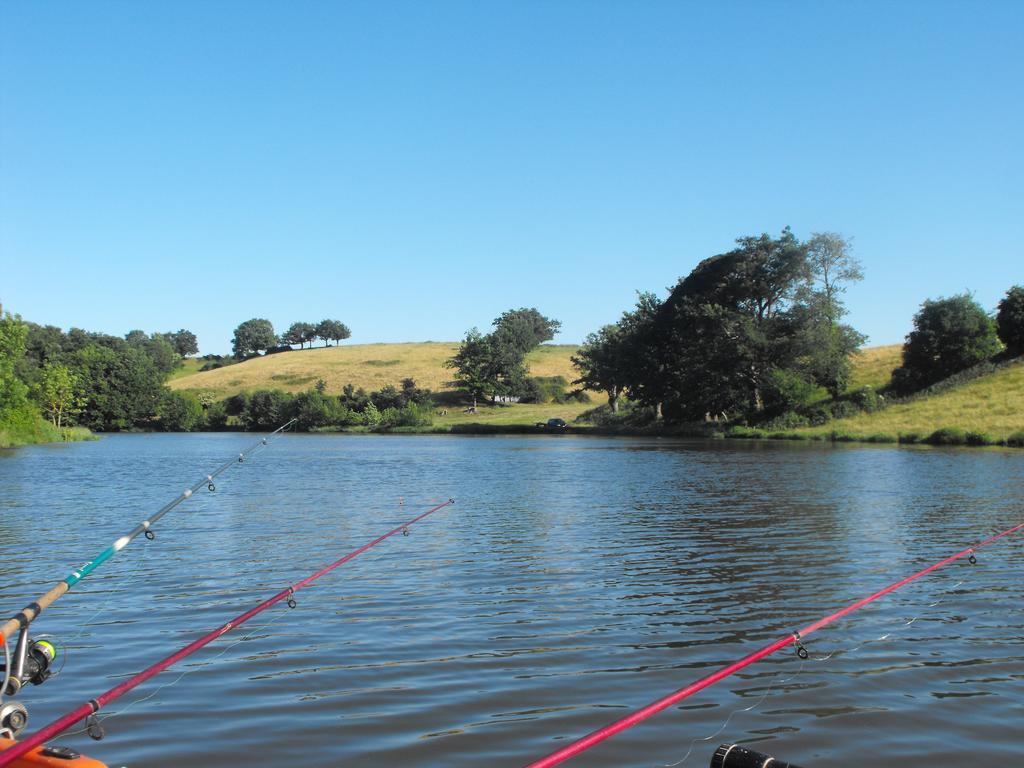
1, 435, 1022, 767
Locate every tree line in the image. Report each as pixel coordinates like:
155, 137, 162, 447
0, 313, 200, 434
231, 318, 350, 357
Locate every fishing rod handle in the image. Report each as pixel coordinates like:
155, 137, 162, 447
712, 744, 805, 768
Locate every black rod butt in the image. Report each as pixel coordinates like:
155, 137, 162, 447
711, 743, 806, 768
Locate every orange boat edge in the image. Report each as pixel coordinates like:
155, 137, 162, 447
0, 739, 106, 768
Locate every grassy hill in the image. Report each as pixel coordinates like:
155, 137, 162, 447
792, 357, 1024, 443
170, 342, 585, 400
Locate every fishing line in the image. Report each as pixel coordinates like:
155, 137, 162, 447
525, 519, 1024, 768
0, 419, 296, 645
0, 498, 455, 766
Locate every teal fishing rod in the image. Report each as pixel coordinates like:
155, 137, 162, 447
0, 420, 296, 652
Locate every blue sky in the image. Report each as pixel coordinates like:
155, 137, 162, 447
1, 1, 1021, 355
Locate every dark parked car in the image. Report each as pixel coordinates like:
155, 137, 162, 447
535, 418, 567, 429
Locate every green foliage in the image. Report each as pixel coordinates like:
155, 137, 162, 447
491, 308, 561, 357
73, 344, 165, 430
232, 318, 278, 357
243, 390, 293, 431
0, 310, 34, 426
518, 376, 569, 404
996, 285, 1024, 355
204, 400, 229, 429
283, 321, 316, 349
362, 400, 382, 426
159, 391, 204, 432
444, 328, 508, 406
892, 294, 1002, 393
763, 368, 815, 415
127, 333, 179, 375
315, 319, 351, 347
162, 329, 199, 357
572, 324, 630, 411
447, 309, 560, 407
1006, 431, 1024, 447
926, 427, 967, 445
848, 386, 884, 412
36, 363, 84, 428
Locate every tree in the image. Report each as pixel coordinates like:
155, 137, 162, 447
444, 328, 505, 409
891, 293, 1002, 392
283, 322, 315, 349
315, 319, 351, 347
804, 232, 863, 321
73, 344, 164, 430
158, 391, 204, 432
37, 363, 83, 428
0, 309, 35, 427
232, 319, 278, 357
572, 324, 630, 412
657, 228, 809, 414
163, 329, 198, 357
491, 308, 561, 357
996, 285, 1024, 355
127, 333, 179, 376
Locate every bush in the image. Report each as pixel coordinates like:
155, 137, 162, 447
205, 400, 229, 429
996, 285, 1024, 354
848, 386, 884, 413
575, 402, 658, 427
243, 390, 293, 431
1006, 431, 1024, 448
763, 369, 815, 415
760, 411, 811, 430
828, 400, 860, 420
965, 431, 993, 446
926, 427, 967, 445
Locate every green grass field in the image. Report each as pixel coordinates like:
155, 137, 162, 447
792, 358, 1024, 443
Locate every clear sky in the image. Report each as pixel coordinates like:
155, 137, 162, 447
1, 1, 1021, 355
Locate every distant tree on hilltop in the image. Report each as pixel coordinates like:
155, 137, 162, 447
232, 319, 278, 357
283, 322, 316, 349
316, 319, 351, 346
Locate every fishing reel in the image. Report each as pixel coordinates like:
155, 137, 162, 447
1, 636, 58, 696
0, 631, 58, 738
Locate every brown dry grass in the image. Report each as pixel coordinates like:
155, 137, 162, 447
169, 342, 585, 399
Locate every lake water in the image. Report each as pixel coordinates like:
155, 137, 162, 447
1, 434, 1022, 767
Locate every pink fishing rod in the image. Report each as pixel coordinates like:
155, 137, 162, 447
0, 498, 455, 767
525, 519, 1024, 768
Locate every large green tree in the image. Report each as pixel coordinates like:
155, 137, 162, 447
163, 329, 199, 357
996, 285, 1024, 355
572, 324, 630, 412
491, 308, 561, 357
0, 309, 36, 429
73, 344, 165, 430
444, 328, 514, 409
891, 293, 1002, 392
655, 228, 809, 415
232, 318, 278, 357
